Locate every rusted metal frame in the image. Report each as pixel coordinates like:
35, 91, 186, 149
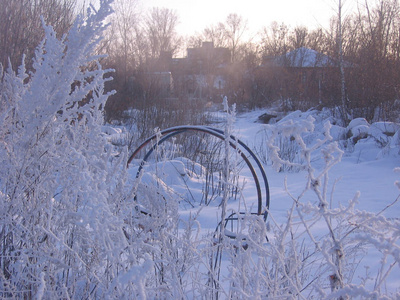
127, 126, 269, 220
205, 126, 270, 219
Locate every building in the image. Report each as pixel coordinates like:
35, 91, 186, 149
259, 47, 344, 106
168, 42, 231, 100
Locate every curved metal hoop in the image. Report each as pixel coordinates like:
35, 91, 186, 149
127, 126, 270, 221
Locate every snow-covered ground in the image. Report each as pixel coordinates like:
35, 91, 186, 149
125, 107, 400, 297
128, 108, 400, 225
233, 109, 399, 219
3, 0, 398, 296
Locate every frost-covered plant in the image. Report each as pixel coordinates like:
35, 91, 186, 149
124, 97, 256, 298
255, 117, 311, 172
125, 112, 399, 298
247, 116, 400, 298
205, 115, 399, 299
0, 1, 146, 298
3, 3, 398, 296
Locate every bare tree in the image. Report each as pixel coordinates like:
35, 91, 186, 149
289, 26, 309, 49
203, 24, 228, 48
145, 7, 181, 59
260, 22, 289, 57
338, 0, 348, 121
0, 0, 76, 70
345, 0, 400, 120
307, 28, 330, 53
185, 22, 228, 50
102, 0, 141, 82
219, 13, 248, 62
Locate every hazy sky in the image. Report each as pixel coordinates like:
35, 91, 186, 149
142, 0, 358, 38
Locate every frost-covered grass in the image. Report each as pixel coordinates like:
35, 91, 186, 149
235, 109, 400, 298
121, 107, 400, 298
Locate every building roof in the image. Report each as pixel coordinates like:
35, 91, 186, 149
274, 47, 336, 68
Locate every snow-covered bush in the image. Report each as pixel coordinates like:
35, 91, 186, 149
256, 109, 400, 165
113, 110, 400, 298
252, 115, 400, 298
369, 122, 400, 146
1, 0, 399, 297
255, 111, 320, 172
0, 1, 141, 298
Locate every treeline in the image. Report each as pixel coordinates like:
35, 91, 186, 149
0, 0, 77, 70
1, 0, 400, 124
100, 0, 400, 123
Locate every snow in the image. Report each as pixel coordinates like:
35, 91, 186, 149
233, 109, 399, 216
347, 117, 370, 129
273, 47, 337, 67
125, 107, 400, 297
330, 124, 347, 141
370, 121, 400, 135
1, 0, 399, 295
350, 124, 369, 139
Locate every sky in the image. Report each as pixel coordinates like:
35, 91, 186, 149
141, 0, 358, 39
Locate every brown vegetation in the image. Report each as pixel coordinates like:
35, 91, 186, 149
1, 0, 400, 124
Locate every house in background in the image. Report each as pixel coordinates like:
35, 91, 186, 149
186, 41, 231, 75
259, 47, 343, 107
139, 42, 231, 102
171, 42, 231, 100
130, 45, 347, 109
271, 47, 336, 68
128, 42, 232, 107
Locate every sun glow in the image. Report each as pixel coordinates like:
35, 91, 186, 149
142, 0, 356, 37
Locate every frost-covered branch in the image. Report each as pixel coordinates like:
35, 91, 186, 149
262, 115, 400, 298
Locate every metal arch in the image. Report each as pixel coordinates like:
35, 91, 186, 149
132, 129, 264, 215
127, 126, 270, 221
